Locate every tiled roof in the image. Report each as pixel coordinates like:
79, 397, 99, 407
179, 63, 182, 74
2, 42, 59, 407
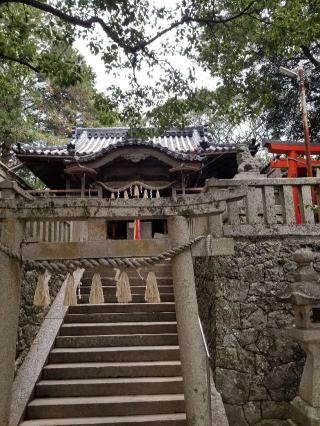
15, 126, 238, 162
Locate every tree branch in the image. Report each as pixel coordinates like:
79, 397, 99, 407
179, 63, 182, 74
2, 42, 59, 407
0, 52, 40, 72
0, 0, 134, 52
0, 0, 258, 55
301, 45, 320, 68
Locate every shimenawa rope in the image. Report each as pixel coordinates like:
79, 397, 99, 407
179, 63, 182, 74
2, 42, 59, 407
0, 235, 207, 273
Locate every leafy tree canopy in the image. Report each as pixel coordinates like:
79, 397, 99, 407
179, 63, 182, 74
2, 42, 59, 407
193, 0, 320, 142
1, 0, 319, 146
0, 0, 258, 123
0, 4, 120, 162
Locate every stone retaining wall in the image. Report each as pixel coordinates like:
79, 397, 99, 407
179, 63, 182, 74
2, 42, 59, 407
195, 237, 320, 426
16, 271, 62, 372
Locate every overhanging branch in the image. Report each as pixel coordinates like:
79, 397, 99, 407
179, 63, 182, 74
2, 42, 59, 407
0, 53, 40, 72
0, 0, 258, 56
301, 46, 320, 68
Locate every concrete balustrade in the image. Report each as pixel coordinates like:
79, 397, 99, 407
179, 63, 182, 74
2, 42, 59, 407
203, 177, 320, 237
25, 220, 73, 243
2, 177, 320, 239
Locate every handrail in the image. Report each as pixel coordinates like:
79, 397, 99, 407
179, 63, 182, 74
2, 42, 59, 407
198, 316, 213, 426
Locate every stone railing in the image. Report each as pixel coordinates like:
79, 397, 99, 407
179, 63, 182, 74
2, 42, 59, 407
2, 177, 320, 239
25, 220, 73, 243
26, 189, 101, 198
206, 177, 320, 237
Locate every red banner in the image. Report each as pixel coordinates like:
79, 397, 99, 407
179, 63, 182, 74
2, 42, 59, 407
134, 219, 140, 240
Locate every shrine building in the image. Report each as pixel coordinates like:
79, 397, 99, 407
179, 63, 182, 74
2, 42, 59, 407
15, 125, 251, 239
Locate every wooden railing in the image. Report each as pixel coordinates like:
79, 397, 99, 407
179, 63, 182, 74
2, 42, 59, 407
25, 220, 73, 243
26, 187, 203, 199
206, 178, 320, 236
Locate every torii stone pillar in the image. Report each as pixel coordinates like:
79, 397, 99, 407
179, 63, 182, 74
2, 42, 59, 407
0, 185, 24, 426
167, 215, 210, 426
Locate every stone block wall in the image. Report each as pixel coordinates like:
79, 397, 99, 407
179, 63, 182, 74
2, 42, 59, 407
16, 270, 62, 372
194, 237, 320, 426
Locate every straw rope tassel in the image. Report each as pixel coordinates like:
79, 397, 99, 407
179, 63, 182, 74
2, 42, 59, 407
134, 185, 140, 198
145, 271, 161, 303
89, 273, 105, 304
116, 271, 132, 303
114, 268, 120, 281
33, 270, 51, 307
64, 273, 77, 306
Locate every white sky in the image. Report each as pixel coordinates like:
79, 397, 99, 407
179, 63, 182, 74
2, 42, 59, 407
74, 0, 217, 95
74, 39, 217, 93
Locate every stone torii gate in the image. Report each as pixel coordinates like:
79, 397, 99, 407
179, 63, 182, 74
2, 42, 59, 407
0, 180, 240, 426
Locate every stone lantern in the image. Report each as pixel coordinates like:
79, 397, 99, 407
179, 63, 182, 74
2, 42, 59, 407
281, 248, 320, 426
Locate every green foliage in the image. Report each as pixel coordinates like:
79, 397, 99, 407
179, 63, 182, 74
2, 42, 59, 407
94, 93, 120, 126
194, 0, 320, 142
0, 3, 84, 85
0, 58, 120, 162
0, 3, 121, 164
1, 0, 319, 144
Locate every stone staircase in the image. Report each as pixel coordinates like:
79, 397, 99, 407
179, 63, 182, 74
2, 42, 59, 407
20, 262, 187, 425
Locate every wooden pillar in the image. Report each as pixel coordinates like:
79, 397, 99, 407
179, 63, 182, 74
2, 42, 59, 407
181, 172, 186, 196
66, 177, 70, 191
81, 173, 86, 198
167, 216, 210, 426
0, 213, 24, 425
66, 177, 71, 198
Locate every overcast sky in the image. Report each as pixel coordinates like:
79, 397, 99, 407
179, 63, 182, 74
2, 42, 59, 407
74, 0, 217, 95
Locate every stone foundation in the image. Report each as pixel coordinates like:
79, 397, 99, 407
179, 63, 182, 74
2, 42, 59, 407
16, 271, 62, 372
195, 237, 320, 426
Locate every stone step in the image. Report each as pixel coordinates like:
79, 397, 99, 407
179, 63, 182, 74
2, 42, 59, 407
55, 334, 179, 348
79, 294, 174, 304
21, 413, 186, 425
49, 346, 180, 363
79, 285, 174, 295
42, 361, 182, 380
83, 263, 172, 275
60, 322, 177, 336
36, 376, 184, 397
82, 270, 172, 281
64, 312, 177, 324
68, 303, 176, 314
27, 395, 185, 419
85, 269, 173, 278
81, 278, 173, 286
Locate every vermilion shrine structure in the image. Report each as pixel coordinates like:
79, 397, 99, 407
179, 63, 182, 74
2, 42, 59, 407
264, 139, 320, 177
264, 138, 320, 223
